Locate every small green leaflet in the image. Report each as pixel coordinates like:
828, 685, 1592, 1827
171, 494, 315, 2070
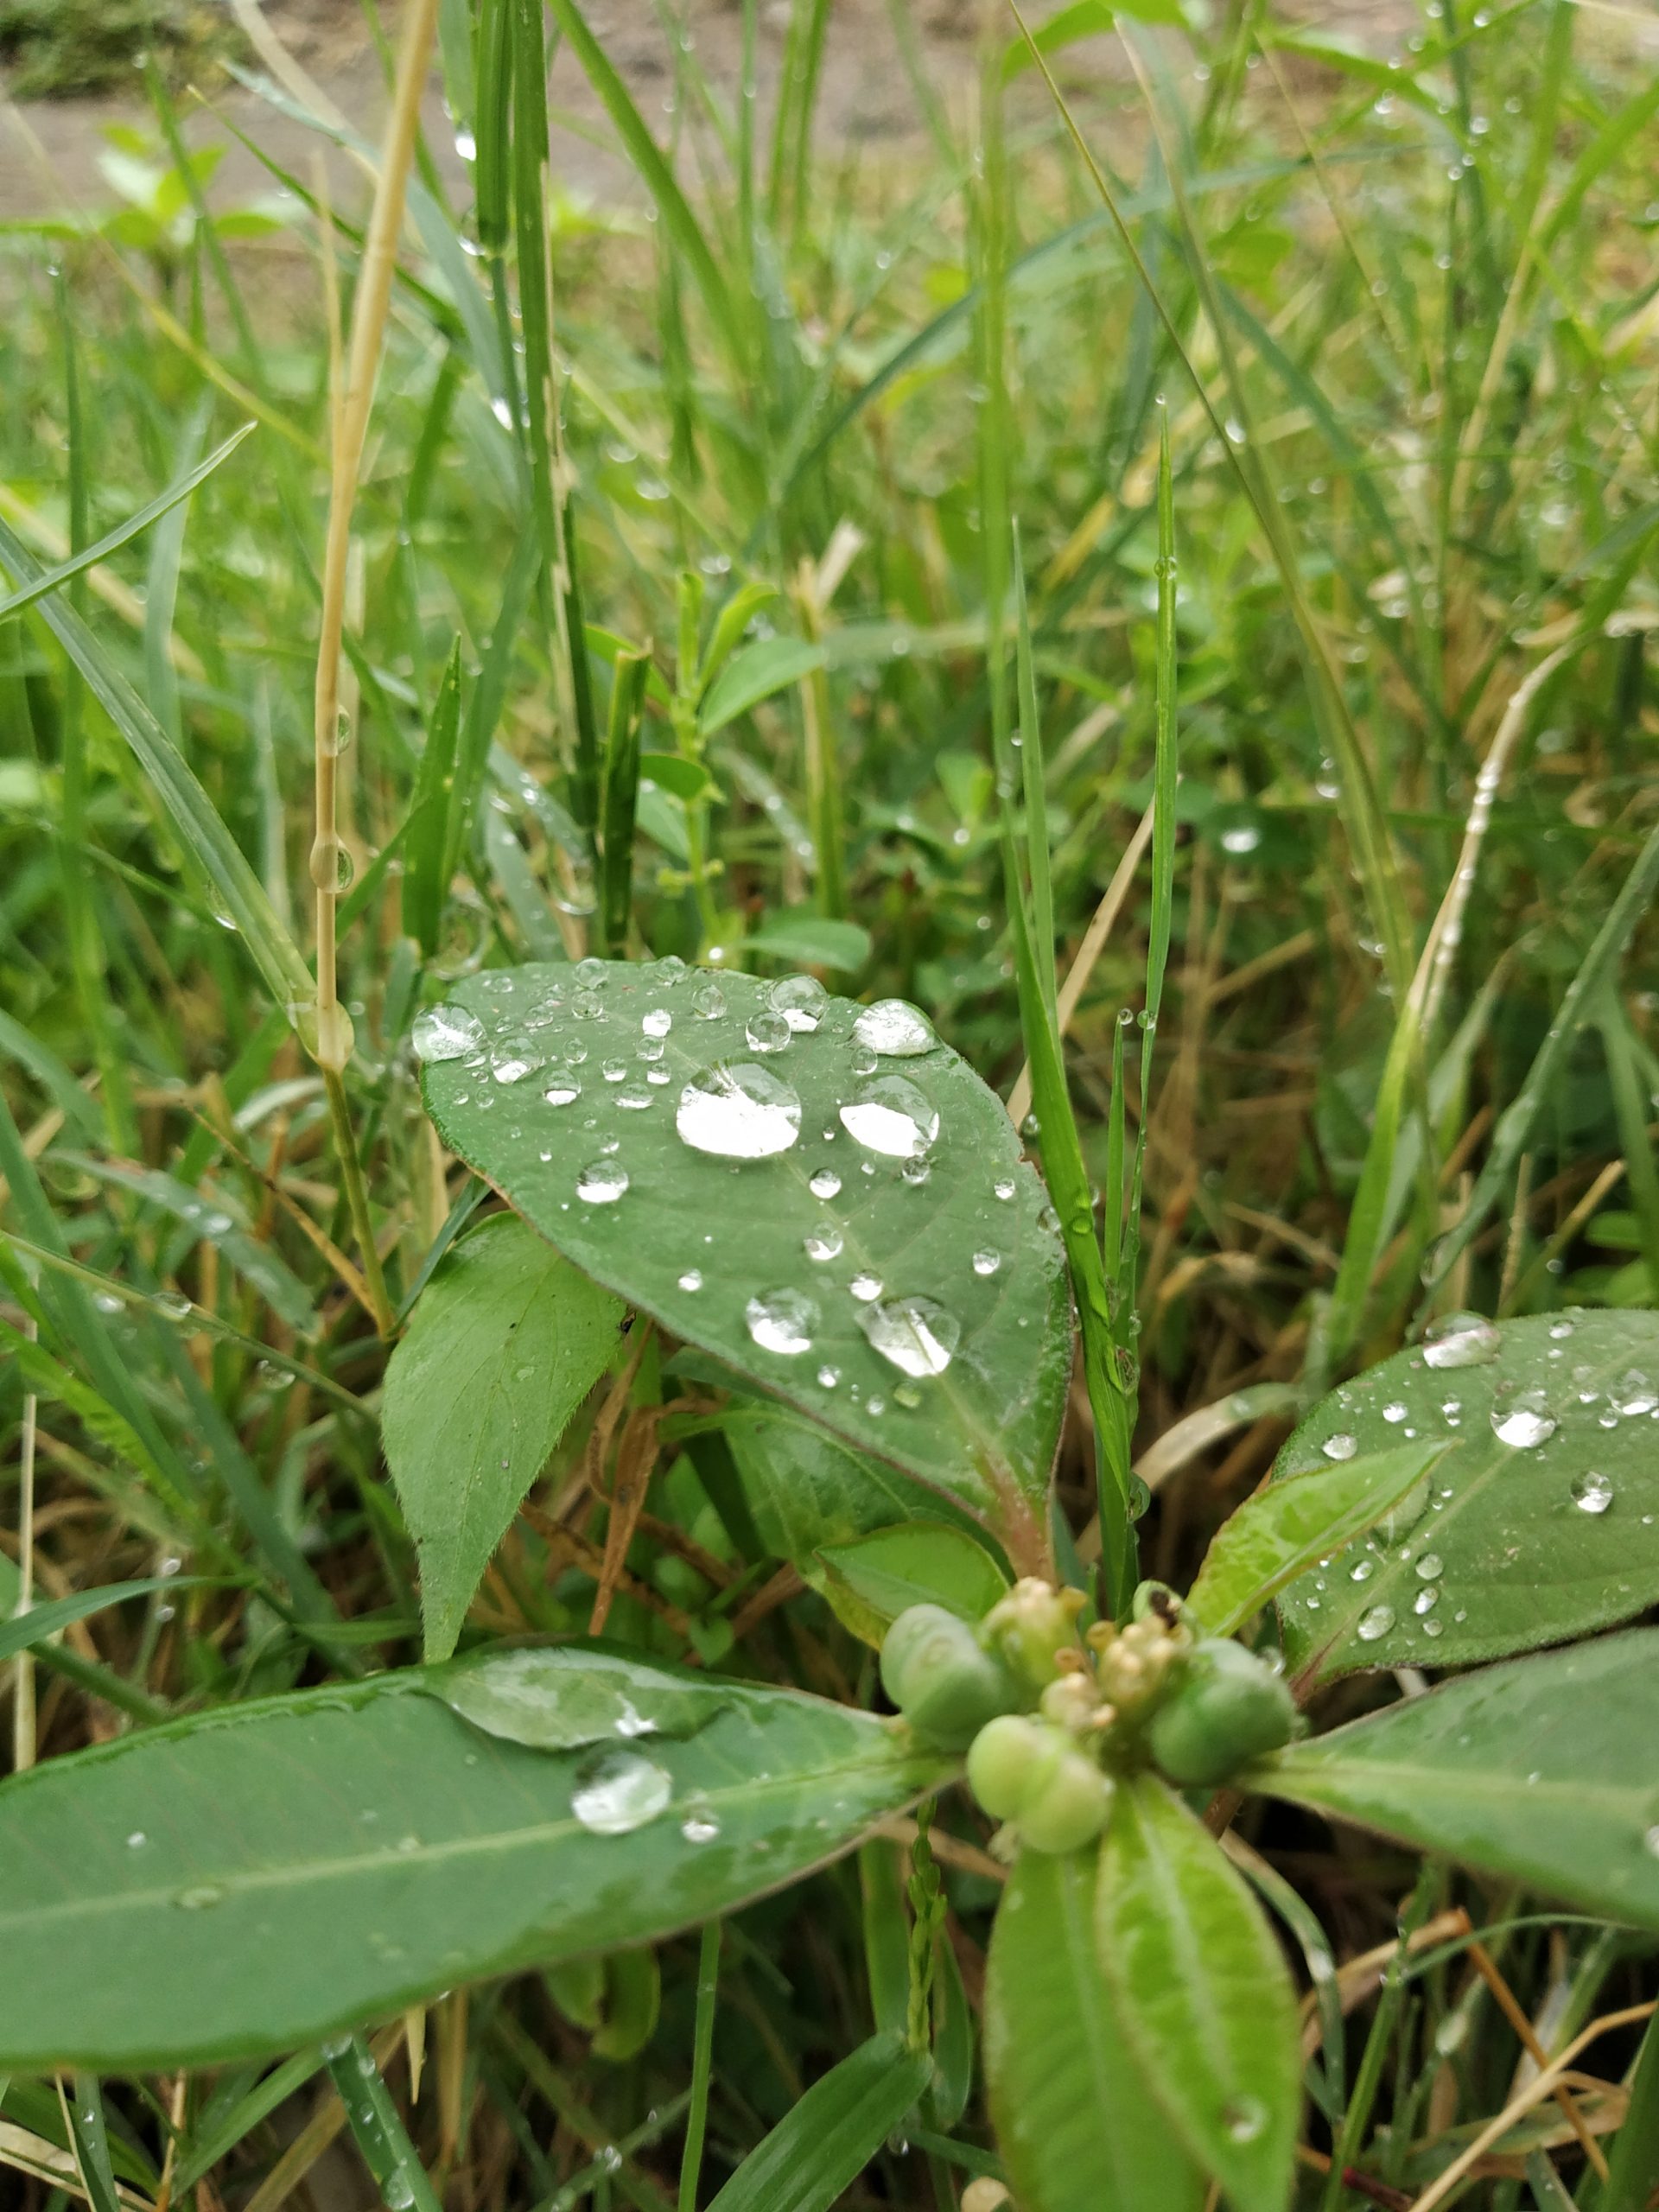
706, 2031, 931, 2212
814, 1523, 1010, 1646
1256, 1629, 1659, 1930
1274, 1311, 1659, 1680
383, 1213, 626, 1660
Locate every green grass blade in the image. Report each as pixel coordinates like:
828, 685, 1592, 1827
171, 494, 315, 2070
404, 638, 464, 957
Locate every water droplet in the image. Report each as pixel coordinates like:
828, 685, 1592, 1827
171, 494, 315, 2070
1422, 1617, 1445, 1638
1415, 1554, 1442, 1580
1351, 1559, 1376, 1582
1572, 1471, 1614, 1516
153, 1290, 193, 1322
1382, 1402, 1408, 1424
858, 1294, 959, 1378
639, 1036, 666, 1065
1322, 1433, 1358, 1462
616, 1084, 653, 1110
1423, 1312, 1500, 1369
413, 1004, 485, 1062
852, 999, 936, 1057
126, 1830, 147, 1849
1223, 2098, 1267, 2145
543, 1066, 582, 1106
1356, 1605, 1395, 1643
745, 1288, 817, 1356
849, 1270, 883, 1302
681, 1802, 721, 1844
993, 1176, 1015, 1201
571, 991, 603, 1020
576, 1161, 629, 1205
972, 1249, 1001, 1277
692, 982, 727, 1020
641, 1007, 672, 1039
769, 975, 828, 1033
839, 1076, 939, 1159
570, 1751, 672, 1835
804, 1224, 843, 1262
492, 1037, 546, 1084
746, 1011, 791, 1053
175, 1884, 226, 1910
1491, 1390, 1555, 1448
575, 957, 607, 988
1219, 824, 1261, 856
1414, 1585, 1440, 1615
1548, 1319, 1575, 1340
809, 1167, 842, 1199
678, 1268, 703, 1292
308, 833, 354, 891
601, 1058, 628, 1084
677, 1062, 802, 1158
817, 1363, 841, 1389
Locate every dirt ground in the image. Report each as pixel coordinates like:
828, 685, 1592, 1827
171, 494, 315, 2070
0, 0, 1452, 226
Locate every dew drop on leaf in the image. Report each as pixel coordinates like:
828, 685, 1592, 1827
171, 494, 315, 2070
1422, 1312, 1500, 1369
852, 999, 935, 1057
1322, 1432, 1358, 1461
1414, 1553, 1442, 1580
993, 1176, 1015, 1201
676, 1062, 802, 1158
744, 1287, 817, 1356
491, 1037, 545, 1084
849, 1270, 883, 1302
692, 982, 726, 1020
858, 1294, 960, 1378
681, 1803, 721, 1845
641, 1007, 672, 1037
1356, 1604, 1395, 1643
576, 1161, 629, 1205
575, 957, 607, 988
768, 975, 828, 1033
809, 1167, 842, 1199
1490, 1389, 1555, 1448
1572, 1471, 1614, 1515
569, 1751, 672, 1836
971, 1249, 1001, 1276
838, 1076, 939, 1159
413, 1005, 485, 1062
804, 1224, 843, 1262
1382, 1402, 1408, 1424
745, 1011, 791, 1053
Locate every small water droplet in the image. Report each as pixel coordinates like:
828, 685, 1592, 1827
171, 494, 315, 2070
678, 1268, 703, 1292
681, 1802, 721, 1844
745, 1288, 817, 1356
1415, 1553, 1442, 1580
858, 1294, 960, 1378
677, 1062, 802, 1158
543, 1066, 582, 1105
1572, 1471, 1614, 1515
1322, 1433, 1358, 1462
1223, 2097, 1268, 2145
641, 1007, 672, 1038
175, 1884, 226, 1910
817, 1363, 841, 1389
1423, 1312, 1500, 1370
616, 1084, 653, 1110
492, 1037, 546, 1084
1382, 1402, 1408, 1424
126, 1830, 147, 1849
1414, 1585, 1440, 1615
972, 1249, 1001, 1276
1357, 1604, 1395, 1643
692, 982, 727, 1019
852, 999, 936, 1057
993, 1176, 1016, 1201
575, 957, 607, 988
839, 1076, 939, 1159
413, 1004, 485, 1062
601, 1058, 628, 1084
809, 1167, 842, 1199
804, 1224, 843, 1262
849, 1270, 883, 1302
576, 1161, 629, 1205
570, 1750, 672, 1835
1351, 1559, 1376, 1582
1491, 1390, 1555, 1448
153, 1290, 193, 1321
769, 975, 828, 1033
746, 1011, 791, 1053
1548, 1319, 1575, 1340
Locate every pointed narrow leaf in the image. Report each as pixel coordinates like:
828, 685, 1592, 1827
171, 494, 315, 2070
813, 1522, 1010, 1645
1096, 1777, 1300, 2212
706, 2031, 931, 2212
383, 1214, 626, 1661
985, 1849, 1206, 2212
1274, 1312, 1659, 1681
419, 963, 1070, 1568
1188, 1440, 1448, 1637
1256, 1630, 1659, 1930
698, 638, 826, 735
0, 1663, 946, 2071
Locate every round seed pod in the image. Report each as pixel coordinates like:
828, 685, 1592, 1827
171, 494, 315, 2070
965, 1714, 1114, 1854
964, 1713, 1048, 1819
879, 1605, 1024, 1750
1147, 1637, 1296, 1788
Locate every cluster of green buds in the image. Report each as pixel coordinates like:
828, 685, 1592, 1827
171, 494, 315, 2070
879, 1577, 1299, 1857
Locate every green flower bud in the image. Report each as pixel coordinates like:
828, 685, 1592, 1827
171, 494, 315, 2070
880, 1604, 1023, 1750
965, 1714, 1115, 1854
1147, 1637, 1296, 1788
980, 1578, 1087, 1688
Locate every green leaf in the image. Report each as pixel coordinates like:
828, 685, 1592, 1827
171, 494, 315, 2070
1188, 1440, 1448, 1637
402, 639, 463, 957
640, 750, 718, 803
985, 1848, 1205, 2212
1274, 1311, 1659, 1681
745, 914, 872, 972
814, 1524, 1009, 1646
0, 1577, 218, 1667
1257, 1629, 1659, 1931
420, 964, 1070, 1571
325, 2038, 442, 2212
719, 1406, 988, 1562
1095, 1777, 1300, 2212
0, 1664, 946, 2071
697, 638, 826, 735
431, 1643, 729, 1751
383, 1213, 626, 1662
706, 2031, 931, 2212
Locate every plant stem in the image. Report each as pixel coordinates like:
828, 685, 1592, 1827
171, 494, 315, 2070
1599, 2009, 1659, 2212
677, 1919, 721, 2212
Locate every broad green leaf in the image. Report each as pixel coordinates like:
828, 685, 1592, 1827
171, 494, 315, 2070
985, 1849, 1205, 2212
0, 1663, 946, 2071
1096, 1777, 1299, 2212
1188, 1440, 1447, 1637
1256, 1629, 1659, 1931
706, 2031, 931, 2212
697, 638, 826, 735
1274, 1311, 1659, 1681
383, 1213, 626, 1661
719, 1405, 988, 1560
814, 1524, 1009, 1646
420, 963, 1070, 1569
433, 1643, 728, 1751
745, 914, 872, 972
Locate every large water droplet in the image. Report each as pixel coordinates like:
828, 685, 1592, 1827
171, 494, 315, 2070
692, 982, 727, 1020
492, 1036, 546, 1084
852, 999, 935, 1057
1356, 1604, 1395, 1643
677, 1062, 802, 1158
576, 1160, 629, 1205
769, 975, 827, 1033
1414, 1553, 1443, 1580
575, 957, 607, 988
809, 1167, 842, 1200
746, 1011, 791, 1053
839, 1076, 939, 1159
413, 1004, 485, 1062
1572, 1471, 1614, 1515
570, 1751, 672, 1835
745, 1288, 817, 1356
858, 1294, 959, 1378
1322, 1432, 1358, 1462
1422, 1312, 1500, 1370
1491, 1389, 1555, 1448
